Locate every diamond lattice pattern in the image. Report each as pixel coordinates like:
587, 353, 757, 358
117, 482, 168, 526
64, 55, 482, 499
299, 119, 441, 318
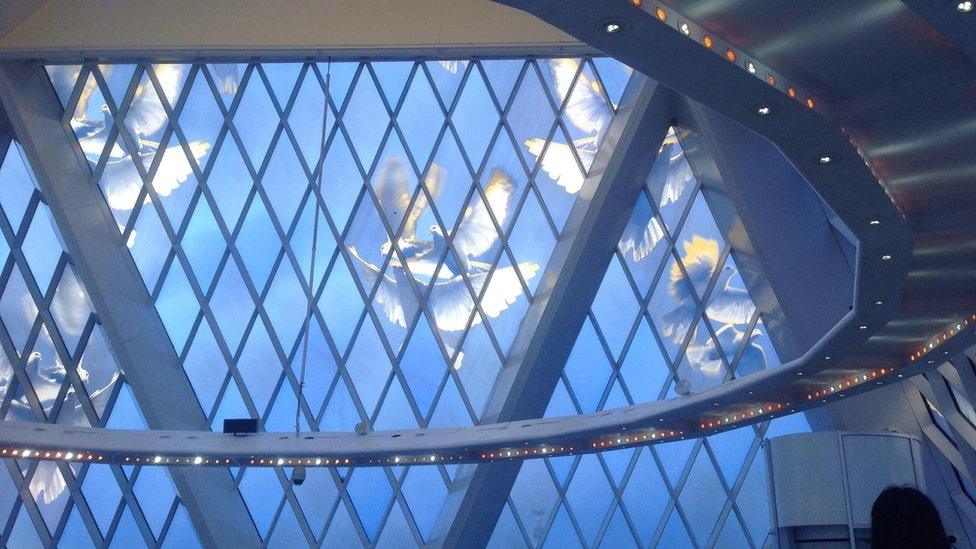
0, 136, 198, 546
491, 130, 808, 548
45, 58, 637, 544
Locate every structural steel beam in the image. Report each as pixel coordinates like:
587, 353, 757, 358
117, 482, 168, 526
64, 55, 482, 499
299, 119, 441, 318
428, 74, 676, 547
0, 61, 261, 548
674, 98, 855, 362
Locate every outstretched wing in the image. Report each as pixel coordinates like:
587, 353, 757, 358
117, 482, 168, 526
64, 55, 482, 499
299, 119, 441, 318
549, 59, 611, 136
100, 157, 144, 211
404, 163, 443, 240
524, 138, 593, 194
73, 371, 121, 426
479, 263, 537, 318
706, 288, 756, 326
374, 157, 413, 238
437, 60, 468, 75
149, 141, 210, 197
619, 196, 665, 262
660, 146, 694, 208
126, 64, 183, 138
347, 246, 408, 328
452, 170, 514, 258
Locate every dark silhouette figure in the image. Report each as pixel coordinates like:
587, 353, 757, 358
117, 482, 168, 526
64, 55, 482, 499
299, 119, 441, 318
871, 486, 953, 548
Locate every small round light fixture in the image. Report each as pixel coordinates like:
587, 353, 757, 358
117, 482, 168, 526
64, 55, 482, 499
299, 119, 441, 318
869, 219, 881, 225
604, 22, 623, 34
874, 300, 884, 305
631, 0, 643, 5
746, 61, 758, 74
787, 86, 797, 99
679, 21, 691, 35
806, 97, 816, 109
859, 325, 868, 330
818, 155, 833, 164
725, 48, 737, 62
655, 6, 668, 21
599, 18, 631, 36
958, 1, 973, 12
702, 34, 714, 49
757, 105, 772, 116
766, 73, 777, 86
881, 254, 892, 261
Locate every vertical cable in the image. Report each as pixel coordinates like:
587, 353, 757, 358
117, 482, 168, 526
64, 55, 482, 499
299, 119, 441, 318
296, 59, 330, 435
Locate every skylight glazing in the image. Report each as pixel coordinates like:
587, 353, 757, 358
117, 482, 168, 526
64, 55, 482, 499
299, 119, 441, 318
0, 136, 198, 546
44, 57, 632, 544
490, 131, 806, 547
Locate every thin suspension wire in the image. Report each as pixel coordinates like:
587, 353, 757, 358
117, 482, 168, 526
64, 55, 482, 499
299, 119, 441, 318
296, 59, 331, 435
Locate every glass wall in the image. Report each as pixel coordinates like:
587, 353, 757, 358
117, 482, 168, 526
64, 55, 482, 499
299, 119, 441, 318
0, 134, 198, 546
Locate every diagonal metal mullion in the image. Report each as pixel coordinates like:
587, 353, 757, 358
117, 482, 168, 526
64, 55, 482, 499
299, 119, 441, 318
205, 63, 415, 543
0, 202, 103, 428
110, 64, 265, 425
3, 458, 54, 546
648, 440, 705, 549
699, 436, 758, 549
173, 64, 367, 429
430, 74, 674, 548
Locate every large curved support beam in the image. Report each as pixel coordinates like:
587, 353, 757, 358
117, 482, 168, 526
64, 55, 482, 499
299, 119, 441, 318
0, 61, 261, 548
429, 74, 676, 548
674, 97, 855, 361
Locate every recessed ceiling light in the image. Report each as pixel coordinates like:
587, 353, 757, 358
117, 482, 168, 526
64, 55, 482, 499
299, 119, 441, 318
958, 1, 973, 12
655, 6, 668, 21
806, 97, 816, 109
825, 356, 831, 360
603, 22, 624, 34
757, 105, 772, 116
702, 35, 714, 48
746, 61, 758, 74
766, 74, 777, 86
631, 0, 642, 5
679, 21, 691, 35
869, 219, 881, 225
787, 86, 797, 99
859, 325, 868, 330
881, 254, 892, 261
818, 155, 833, 164
875, 300, 884, 305
725, 48, 737, 62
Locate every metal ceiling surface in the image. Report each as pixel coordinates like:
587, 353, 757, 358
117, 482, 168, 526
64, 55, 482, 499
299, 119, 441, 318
666, 0, 976, 352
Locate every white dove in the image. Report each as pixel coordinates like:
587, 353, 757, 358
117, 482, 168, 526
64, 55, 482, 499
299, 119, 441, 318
100, 141, 210, 211
6, 353, 119, 504
373, 157, 444, 281
523, 59, 611, 193
77, 64, 184, 160
660, 237, 756, 344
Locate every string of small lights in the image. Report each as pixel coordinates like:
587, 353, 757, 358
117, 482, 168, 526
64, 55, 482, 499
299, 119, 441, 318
909, 314, 976, 363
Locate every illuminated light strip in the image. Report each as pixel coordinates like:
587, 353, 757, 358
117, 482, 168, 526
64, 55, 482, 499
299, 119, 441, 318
909, 314, 976, 362
643, 4, 819, 112
806, 367, 894, 400
0, 431, 686, 467
698, 403, 783, 430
